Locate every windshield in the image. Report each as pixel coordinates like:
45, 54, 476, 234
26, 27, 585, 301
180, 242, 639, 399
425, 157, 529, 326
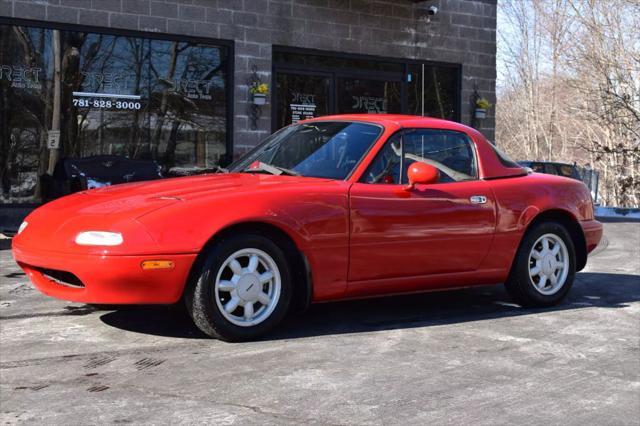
229, 121, 382, 179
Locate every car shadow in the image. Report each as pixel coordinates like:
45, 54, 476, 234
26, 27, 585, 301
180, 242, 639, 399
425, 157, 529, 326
0, 239, 11, 250
98, 271, 640, 341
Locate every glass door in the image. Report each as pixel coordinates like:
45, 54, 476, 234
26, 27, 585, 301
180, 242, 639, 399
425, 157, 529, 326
272, 49, 461, 130
274, 69, 404, 129
274, 71, 332, 129
407, 63, 461, 121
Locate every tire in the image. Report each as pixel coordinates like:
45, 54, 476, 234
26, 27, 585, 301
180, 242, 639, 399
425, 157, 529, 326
184, 232, 292, 341
505, 221, 576, 307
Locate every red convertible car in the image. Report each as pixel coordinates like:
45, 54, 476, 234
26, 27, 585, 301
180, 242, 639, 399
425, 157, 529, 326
12, 115, 603, 341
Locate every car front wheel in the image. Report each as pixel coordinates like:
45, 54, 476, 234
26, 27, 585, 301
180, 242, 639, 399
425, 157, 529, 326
505, 221, 576, 307
185, 233, 292, 341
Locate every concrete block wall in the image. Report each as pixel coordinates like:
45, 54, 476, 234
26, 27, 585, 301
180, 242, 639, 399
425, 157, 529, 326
1, 0, 497, 156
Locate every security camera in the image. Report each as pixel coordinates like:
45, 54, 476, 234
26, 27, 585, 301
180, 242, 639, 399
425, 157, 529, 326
427, 6, 438, 16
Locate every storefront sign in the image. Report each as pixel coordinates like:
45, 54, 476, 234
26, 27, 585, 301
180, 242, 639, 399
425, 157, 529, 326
171, 78, 215, 100
290, 92, 317, 123
290, 104, 317, 123
81, 71, 134, 92
352, 96, 387, 114
47, 130, 60, 149
72, 92, 142, 110
0, 64, 42, 90
78, 71, 215, 103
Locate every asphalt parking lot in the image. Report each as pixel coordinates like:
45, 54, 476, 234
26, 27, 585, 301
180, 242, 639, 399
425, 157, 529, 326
1, 220, 639, 425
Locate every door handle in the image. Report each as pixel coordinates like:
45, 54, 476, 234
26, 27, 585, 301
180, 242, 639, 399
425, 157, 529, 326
470, 195, 487, 204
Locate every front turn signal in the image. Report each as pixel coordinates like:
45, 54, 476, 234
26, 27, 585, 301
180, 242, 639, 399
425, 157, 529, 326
141, 260, 175, 270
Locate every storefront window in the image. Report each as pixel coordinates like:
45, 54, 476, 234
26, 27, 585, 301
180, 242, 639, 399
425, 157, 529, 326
274, 49, 460, 130
0, 23, 230, 204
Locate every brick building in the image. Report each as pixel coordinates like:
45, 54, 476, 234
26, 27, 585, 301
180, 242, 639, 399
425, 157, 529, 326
0, 0, 496, 228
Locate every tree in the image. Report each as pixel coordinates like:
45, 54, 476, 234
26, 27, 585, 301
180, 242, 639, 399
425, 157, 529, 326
496, 0, 640, 207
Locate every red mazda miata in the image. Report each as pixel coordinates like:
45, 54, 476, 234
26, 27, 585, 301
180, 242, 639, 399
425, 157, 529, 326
13, 115, 603, 341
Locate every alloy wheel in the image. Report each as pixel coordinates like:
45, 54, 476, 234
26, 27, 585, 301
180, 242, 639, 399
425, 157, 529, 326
214, 248, 282, 327
528, 233, 570, 296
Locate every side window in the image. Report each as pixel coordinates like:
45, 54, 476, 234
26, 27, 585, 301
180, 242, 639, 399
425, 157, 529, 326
401, 129, 477, 184
362, 129, 477, 184
362, 133, 402, 184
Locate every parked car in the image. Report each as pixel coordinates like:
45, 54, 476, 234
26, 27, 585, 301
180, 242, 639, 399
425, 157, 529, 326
518, 160, 599, 202
13, 115, 603, 341
38, 155, 163, 203
518, 161, 582, 179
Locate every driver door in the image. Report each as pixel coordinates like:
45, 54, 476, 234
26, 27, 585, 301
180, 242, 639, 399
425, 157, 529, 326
348, 129, 496, 286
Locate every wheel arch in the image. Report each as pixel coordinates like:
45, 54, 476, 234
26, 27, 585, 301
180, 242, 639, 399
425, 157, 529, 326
524, 209, 588, 272
184, 221, 313, 312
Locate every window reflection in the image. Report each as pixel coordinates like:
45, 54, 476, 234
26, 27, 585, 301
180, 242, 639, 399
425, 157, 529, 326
407, 64, 459, 120
0, 24, 229, 204
337, 78, 401, 115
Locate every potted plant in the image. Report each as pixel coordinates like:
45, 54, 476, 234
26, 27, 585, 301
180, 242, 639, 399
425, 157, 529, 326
475, 97, 491, 119
250, 83, 269, 105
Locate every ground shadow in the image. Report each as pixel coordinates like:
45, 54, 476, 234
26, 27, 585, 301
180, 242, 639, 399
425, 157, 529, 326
99, 304, 207, 339
99, 272, 640, 341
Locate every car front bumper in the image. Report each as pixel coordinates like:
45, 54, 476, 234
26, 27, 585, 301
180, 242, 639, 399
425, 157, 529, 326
12, 244, 197, 304
581, 219, 603, 253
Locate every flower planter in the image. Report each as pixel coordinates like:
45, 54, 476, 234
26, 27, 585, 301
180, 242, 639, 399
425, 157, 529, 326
474, 108, 487, 119
253, 93, 267, 105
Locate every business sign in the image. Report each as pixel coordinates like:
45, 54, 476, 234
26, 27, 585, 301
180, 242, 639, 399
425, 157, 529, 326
352, 96, 387, 114
290, 92, 317, 123
72, 92, 142, 110
0, 64, 42, 90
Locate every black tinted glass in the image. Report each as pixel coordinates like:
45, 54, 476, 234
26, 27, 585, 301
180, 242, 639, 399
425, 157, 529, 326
407, 63, 459, 120
0, 24, 229, 204
274, 51, 403, 73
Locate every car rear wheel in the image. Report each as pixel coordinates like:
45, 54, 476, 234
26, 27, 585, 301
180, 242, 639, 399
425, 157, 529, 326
185, 233, 292, 341
505, 221, 576, 307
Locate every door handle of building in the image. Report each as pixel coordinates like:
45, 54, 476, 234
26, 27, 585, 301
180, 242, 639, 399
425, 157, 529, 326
470, 195, 487, 204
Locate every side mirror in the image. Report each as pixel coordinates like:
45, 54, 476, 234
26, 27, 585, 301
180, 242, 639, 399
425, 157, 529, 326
405, 162, 439, 190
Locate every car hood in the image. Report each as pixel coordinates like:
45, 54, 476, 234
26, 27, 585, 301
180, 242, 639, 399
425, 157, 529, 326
51, 172, 331, 214
89, 172, 309, 199
15, 173, 332, 255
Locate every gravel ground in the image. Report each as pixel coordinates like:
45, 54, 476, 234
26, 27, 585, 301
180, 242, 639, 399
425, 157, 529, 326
0, 220, 639, 425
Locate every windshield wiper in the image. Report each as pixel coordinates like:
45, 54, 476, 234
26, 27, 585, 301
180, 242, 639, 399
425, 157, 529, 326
243, 161, 299, 176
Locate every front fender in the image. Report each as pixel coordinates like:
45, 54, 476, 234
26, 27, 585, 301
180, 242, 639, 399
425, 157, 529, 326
136, 181, 352, 301
136, 181, 349, 253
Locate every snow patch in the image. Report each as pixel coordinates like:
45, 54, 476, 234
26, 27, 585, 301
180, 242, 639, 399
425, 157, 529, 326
595, 206, 640, 219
